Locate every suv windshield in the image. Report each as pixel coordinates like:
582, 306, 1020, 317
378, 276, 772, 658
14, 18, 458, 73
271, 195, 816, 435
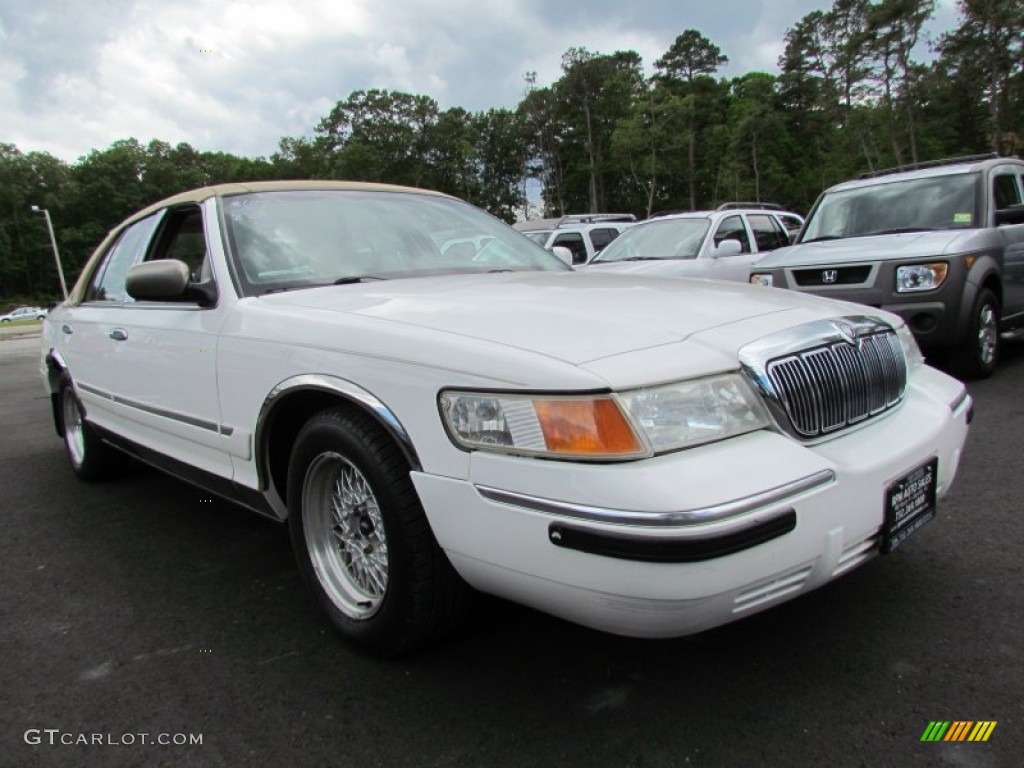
221, 190, 565, 294
592, 218, 710, 263
800, 172, 980, 243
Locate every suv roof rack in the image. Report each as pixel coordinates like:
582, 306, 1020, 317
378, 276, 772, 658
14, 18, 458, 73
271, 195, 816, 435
716, 202, 783, 211
857, 153, 1001, 180
556, 213, 636, 226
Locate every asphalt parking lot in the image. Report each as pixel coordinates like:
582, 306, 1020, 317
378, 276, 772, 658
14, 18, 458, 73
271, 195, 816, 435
1, 333, 1021, 767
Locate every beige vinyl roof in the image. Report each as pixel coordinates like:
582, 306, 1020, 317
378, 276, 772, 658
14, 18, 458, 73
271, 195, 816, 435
123, 179, 451, 227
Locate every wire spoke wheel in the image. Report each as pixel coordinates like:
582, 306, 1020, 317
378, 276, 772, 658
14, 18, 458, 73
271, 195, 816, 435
302, 452, 389, 619
62, 386, 86, 468
57, 374, 111, 481
288, 406, 470, 654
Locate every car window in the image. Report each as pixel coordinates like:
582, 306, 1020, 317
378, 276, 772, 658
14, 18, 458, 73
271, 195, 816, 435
551, 232, 588, 265
588, 228, 620, 253
777, 214, 803, 235
713, 215, 751, 253
748, 214, 789, 252
84, 213, 163, 303
149, 207, 210, 282
993, 173, 1021, 209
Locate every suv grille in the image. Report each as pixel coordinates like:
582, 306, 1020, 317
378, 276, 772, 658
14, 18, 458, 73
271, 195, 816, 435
766, 331, 906, 437
792, 265, 871, 286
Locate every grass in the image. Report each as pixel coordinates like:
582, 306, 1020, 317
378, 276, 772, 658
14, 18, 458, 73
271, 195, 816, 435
0, 317, 44, 329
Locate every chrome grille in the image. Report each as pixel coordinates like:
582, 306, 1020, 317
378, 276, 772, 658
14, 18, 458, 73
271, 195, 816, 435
766, 330, 906, 437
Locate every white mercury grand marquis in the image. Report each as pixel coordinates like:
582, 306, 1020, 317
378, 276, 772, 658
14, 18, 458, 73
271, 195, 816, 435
41, 181, 973, 655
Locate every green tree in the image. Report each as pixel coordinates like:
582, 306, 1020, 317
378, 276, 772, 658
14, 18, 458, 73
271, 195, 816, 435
655, 30, 729, 209
554, 48, 645, 213
937, 0, 1024, 153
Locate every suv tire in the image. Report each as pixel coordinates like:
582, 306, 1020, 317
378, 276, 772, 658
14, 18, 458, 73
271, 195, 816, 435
953, 288, 1000, 380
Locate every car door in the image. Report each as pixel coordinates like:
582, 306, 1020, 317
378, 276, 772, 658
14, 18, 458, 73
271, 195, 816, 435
58, 211, 165, 441
994, 168, 1024, 320
549, 231, 588, 265
701, 214, 757, 281
748, 214, 791, 254
60, 201, 235, 480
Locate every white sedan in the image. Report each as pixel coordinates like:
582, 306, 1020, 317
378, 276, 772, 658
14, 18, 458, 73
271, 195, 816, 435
1, 306, 48, 322
41, 181, 971, 655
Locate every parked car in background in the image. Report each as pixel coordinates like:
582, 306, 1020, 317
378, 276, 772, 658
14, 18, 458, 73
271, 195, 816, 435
512, 214, 636, 265
1, 306, 48, 322
750, 154, 1024, 378
581, 205, 801, 282
42, 181, 971, 656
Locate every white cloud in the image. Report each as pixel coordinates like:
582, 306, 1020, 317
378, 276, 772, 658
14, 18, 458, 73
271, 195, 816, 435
0, 0, 961, 162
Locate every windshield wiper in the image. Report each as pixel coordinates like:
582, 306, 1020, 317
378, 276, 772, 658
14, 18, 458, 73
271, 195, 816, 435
800, 235, 844, 244
262, 283, 330, 295
863, 227, 934, 236
333, 275, 386, 285
619, 256, 675, 262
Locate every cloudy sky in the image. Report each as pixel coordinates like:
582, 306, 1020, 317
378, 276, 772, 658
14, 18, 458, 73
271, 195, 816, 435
1, 0, 960, 163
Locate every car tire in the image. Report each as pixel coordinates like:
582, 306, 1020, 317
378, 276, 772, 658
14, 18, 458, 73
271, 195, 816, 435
287, 406, 470, 656
953, 288, 1000, 380
59, 374, 114, 481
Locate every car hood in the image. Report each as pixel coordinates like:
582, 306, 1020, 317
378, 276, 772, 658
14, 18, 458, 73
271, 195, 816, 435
259, 271, 847, 367
581, 260, 705, 276
754, 229, 972, 268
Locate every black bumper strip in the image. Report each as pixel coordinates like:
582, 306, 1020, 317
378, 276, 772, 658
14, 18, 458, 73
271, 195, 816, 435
548, 510, 797, 563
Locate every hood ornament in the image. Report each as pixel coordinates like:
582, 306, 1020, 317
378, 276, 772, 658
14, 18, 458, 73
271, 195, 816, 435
832, 320, 858, 345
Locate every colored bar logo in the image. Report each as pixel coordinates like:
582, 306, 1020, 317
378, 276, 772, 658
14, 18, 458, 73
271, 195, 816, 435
921, 721, 997, 742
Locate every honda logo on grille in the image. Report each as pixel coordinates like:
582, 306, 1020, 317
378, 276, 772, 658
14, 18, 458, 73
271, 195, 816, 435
822, 269, 839, 284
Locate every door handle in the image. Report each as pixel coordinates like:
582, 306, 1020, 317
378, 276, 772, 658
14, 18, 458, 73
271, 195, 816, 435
109, 328, 129, 341
61, 324, 73, 335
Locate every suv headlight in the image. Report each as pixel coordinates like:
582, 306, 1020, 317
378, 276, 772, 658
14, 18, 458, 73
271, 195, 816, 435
895, 263, 947, 293
750, 273, 773, 287
439, 374, 771, 460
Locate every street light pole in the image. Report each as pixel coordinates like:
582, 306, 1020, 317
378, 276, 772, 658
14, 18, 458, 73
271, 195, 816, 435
30, 205, 68, 300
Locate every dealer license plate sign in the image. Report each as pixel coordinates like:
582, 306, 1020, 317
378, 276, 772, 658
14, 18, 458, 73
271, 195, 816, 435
882, 457, 938, 554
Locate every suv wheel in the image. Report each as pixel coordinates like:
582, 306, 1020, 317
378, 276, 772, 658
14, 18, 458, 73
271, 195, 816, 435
953, 288, 1000, 380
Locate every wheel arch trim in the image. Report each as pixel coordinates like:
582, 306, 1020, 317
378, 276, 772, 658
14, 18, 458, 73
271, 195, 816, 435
255, 374, 422, 520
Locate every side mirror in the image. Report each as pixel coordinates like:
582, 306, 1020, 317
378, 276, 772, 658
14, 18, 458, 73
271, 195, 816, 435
126, 259, 217, 306
551, 246, 574, 267
996, 205, 1024, 226
712, 239, 743, 258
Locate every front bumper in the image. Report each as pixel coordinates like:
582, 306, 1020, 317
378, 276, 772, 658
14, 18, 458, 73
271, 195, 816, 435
759, 260, 968, 347
412, 365, 971, 638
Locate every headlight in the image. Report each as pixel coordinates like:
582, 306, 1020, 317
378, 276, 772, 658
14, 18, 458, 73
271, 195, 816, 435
619, 374, 771, 452
439, 392, 647, 459
895, 321, 926, 373
895, 263, 947, 292
750, 273, 773, 287
440, 373, 772, 460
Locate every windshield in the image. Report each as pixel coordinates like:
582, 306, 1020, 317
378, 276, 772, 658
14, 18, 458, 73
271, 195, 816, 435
592, 218, 711, 263
800, 172, 980, 243
220, 190, 566, 294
